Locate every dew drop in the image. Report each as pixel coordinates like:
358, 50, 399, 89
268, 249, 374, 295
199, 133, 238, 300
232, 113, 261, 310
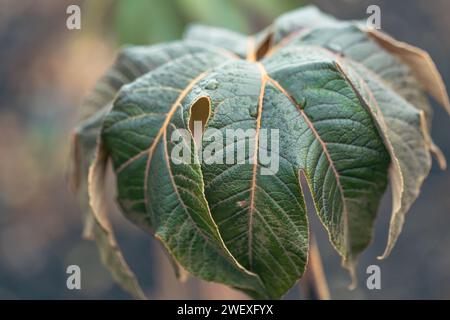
204, 79, 219, 90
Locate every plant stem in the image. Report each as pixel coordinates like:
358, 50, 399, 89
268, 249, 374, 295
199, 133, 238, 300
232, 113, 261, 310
300, 236, 330, 300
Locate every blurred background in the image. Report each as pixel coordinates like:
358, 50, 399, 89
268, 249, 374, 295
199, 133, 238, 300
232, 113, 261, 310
0, 0, 449, 299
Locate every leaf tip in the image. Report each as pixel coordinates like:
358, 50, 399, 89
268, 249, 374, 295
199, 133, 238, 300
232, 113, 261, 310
377, 253, 388, 260
342, 258, 358, 290
430, 142, 447, 170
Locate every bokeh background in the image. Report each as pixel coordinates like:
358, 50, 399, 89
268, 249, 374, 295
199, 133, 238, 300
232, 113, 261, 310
1, 0, 449, 299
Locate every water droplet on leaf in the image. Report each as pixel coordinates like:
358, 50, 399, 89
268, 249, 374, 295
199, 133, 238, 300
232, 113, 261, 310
205, 79, 219, 90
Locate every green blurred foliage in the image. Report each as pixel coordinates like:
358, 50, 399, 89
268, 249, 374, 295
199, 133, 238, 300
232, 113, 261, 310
114, 0, 304, 45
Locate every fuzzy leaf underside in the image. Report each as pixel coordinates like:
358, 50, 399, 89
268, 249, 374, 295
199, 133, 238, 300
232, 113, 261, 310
72, 5, 449, 299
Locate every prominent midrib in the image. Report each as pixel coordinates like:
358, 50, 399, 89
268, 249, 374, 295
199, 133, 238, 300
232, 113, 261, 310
247, 63, 267, 268
267, 28, 426, 115
114, 65, 263, 285
114, 71, 211, 223
265, 73, 349, 254
264, 30, 416, 259
245, 62, 349, 267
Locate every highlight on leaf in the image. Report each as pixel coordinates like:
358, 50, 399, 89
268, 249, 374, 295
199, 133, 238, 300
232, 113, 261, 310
70, 5, 449, 299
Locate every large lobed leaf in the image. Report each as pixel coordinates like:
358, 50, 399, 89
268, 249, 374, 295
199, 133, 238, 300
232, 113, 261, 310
71, 5, 449, 299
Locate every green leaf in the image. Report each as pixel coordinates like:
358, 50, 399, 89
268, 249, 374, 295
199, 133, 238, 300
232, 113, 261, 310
72, 5, 449, 299
261, 48, 390, 276
276, 24, 434, 122
72, 41, 237, 298
197, 61, 311, 298
71, 105, 147, 300
101, 46, 267, 298
264, 20, 448, 259
337, 61, 432, 259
